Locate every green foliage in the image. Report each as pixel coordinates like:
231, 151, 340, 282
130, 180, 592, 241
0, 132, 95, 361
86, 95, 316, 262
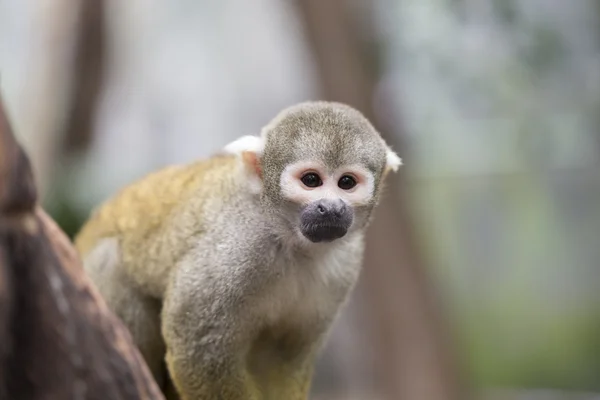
42, 176, 87, 240
520, 25, 566, 75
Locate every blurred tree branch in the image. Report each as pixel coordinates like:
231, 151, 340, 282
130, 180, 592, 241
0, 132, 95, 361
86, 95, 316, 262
294, 1, 465, 399
56, 0, 107, 239
61, 0, 106, 155
0, 92, 164, 400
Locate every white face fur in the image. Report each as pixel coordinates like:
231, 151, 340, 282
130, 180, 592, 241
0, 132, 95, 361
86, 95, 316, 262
280, 160, 375, 208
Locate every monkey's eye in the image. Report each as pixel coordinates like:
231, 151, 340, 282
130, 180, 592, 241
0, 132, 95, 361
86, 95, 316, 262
301, 172, 323, 188
338, 175, 357, 190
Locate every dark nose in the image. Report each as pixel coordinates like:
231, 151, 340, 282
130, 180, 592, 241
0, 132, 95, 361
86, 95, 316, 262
315, 199, 348, 219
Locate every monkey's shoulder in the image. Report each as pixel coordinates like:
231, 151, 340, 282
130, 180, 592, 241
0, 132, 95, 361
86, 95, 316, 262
74, 155, 239, 257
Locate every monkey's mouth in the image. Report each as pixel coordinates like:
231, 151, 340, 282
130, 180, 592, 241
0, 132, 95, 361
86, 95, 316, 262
300, 223, 349, 243
298, 200, 354, 243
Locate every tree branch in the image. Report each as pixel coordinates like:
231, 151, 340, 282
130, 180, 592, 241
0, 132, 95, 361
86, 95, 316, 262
0, 92, 164, 400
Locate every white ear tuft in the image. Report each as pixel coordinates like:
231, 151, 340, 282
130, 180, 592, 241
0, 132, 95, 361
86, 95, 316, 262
222, 135, 264, 156
385, 147, 403, 172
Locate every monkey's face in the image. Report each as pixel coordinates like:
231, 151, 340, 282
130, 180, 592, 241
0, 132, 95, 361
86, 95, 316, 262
278, 160, 377, 243
255, 103, 402, 245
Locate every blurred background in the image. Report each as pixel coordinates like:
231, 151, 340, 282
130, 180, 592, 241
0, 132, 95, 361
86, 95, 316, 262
2, 1, 600, 399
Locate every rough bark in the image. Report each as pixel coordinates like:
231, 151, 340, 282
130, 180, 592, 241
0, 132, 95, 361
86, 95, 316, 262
0, 94, 164, 400
294, 1, 465, 399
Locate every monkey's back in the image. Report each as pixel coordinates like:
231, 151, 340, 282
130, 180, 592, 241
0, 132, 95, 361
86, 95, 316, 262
74, 154, 240, 297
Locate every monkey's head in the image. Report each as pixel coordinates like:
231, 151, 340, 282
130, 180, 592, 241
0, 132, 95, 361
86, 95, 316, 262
224, 101, 402, 244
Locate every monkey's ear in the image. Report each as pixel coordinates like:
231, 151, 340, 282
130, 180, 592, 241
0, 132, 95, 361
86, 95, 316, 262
385, 146, 402, 173
222, 135, 265, 177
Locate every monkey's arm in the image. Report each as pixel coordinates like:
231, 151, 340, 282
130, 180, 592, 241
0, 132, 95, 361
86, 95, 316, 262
161, 239, 270, 400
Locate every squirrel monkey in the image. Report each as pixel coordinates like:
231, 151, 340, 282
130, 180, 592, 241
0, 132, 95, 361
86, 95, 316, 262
74, 101, 402, 400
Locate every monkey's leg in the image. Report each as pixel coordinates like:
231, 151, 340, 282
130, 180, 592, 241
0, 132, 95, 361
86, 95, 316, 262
81, 238, 167, 389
